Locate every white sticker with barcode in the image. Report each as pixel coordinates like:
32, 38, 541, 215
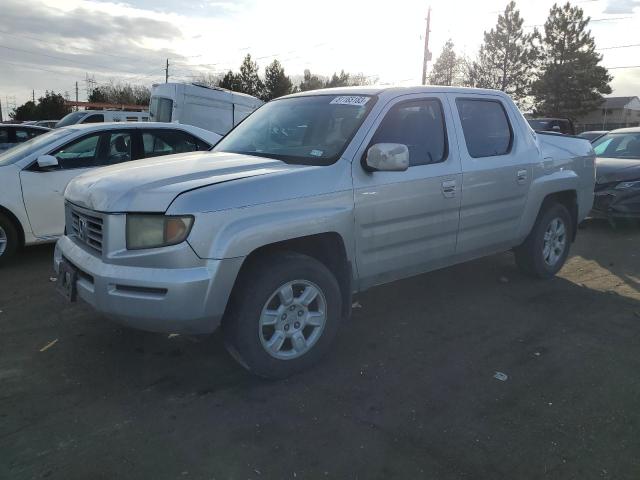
330, 95, 370, 106
310, 149, 323, 157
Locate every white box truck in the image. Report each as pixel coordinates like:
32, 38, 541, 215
149, 83, 263, 137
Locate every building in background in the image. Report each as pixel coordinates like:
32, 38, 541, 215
575, 96, 640, 133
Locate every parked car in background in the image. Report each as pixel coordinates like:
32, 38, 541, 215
149, 82, 263, 137
591, 127, 640, 224
56, 110, 149, 128
34, 120, 60, 129
55, 86, 595, 378
0, 124, 50, 153
0, 122, 220, 263
579, 130, 608, 142
527, 117, 575, 135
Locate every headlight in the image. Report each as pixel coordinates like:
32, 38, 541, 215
126, 214, 194, 250
615, 180, 640, 190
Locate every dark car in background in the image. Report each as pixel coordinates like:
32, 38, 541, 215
591, 127, 640, 224
0, 124, 50, 153
527, 117, 575, 135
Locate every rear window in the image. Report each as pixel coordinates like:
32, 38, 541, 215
456, 99, 512, 158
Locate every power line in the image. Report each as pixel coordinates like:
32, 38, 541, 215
597, 43, 640, 50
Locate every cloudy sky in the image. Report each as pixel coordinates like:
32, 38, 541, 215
1, 0, 639, 113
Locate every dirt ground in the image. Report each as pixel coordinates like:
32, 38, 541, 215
1, 219, 639, 480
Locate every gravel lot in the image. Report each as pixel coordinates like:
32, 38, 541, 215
1, 220, 639, 480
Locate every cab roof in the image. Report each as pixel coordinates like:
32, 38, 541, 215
283, 84, 510, 99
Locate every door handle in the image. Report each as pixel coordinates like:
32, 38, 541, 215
517, 169, 528, 184
441, 180, 457, 198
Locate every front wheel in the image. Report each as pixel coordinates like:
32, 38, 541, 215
223, 251, 342, 379
515, 203, 573, 279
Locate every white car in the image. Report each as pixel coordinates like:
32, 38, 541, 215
0, 122, 220, 263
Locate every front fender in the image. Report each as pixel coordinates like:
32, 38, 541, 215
185, 191, 356, 262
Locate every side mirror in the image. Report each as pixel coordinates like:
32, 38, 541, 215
37, 155, 59, 169
364, 143, 409, 172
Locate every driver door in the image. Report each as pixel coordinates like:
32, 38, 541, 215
352, 94, 462, 289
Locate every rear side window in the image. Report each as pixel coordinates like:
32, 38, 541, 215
456, 99, 512, 158
370, 99, 447, 167
142, 130, 209, 158
0, 128, 9, 143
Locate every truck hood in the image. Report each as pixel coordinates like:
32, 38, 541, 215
65, 151, 303, 212
595, 157, 640, 184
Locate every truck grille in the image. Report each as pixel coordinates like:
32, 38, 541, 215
70, 208, 103, 254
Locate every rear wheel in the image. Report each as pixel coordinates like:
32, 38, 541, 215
223, 251, 342, 379
0, 213, 19, 266
515, 203, 573, 279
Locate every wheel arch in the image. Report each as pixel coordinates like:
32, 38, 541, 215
0, 205, 25, 248
225, 232, 353, 322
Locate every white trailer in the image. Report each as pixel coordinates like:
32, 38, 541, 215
149, 83, 263, 136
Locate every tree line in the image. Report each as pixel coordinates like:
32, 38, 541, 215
427, 1, 612, 119
213, 56, 373, 101
9, 83, 151, 121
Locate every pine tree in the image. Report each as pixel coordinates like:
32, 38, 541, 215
531, 2, 612, 118
298, 70, 324, 92
263, 60, 293, 100
218, 70, 242, 91
467, 1, 538, 104
325, 70, 351, 88
428, 40, 464, 86
238, 54, 264, 98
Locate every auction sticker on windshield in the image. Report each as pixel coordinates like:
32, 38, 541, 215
330, 96, 370, 106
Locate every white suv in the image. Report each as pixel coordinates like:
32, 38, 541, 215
0, 122, 220, 263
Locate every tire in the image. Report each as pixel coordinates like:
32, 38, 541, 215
0, 213, 19, 266
514, 203, 573, 279
223, 251, 342, 379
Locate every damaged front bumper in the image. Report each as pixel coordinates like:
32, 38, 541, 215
591, 183, 640, 220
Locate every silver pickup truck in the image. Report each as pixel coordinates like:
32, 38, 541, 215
54, 86, 595, 378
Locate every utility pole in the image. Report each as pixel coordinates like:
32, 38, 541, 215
165, 59, 169, 83
421, 6, 432, 85
32, 90, 35, 103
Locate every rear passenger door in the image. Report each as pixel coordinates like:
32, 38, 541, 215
450, 94, 533, 257
353, 94, 462, 289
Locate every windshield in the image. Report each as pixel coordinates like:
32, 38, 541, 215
149, 96, 173, 123
0, 128, 74, 166
593, 132, 640, 159
56, 111, 87, 128
213, 94, 376, 165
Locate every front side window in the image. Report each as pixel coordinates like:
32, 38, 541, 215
149, 97, 173, 123
50, 134, 101, 169
142, 130, 209, 158
370, 99, 447, 167
457, 99, 512, 158
214, 94, 375, 165
82, 114, 104, 124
